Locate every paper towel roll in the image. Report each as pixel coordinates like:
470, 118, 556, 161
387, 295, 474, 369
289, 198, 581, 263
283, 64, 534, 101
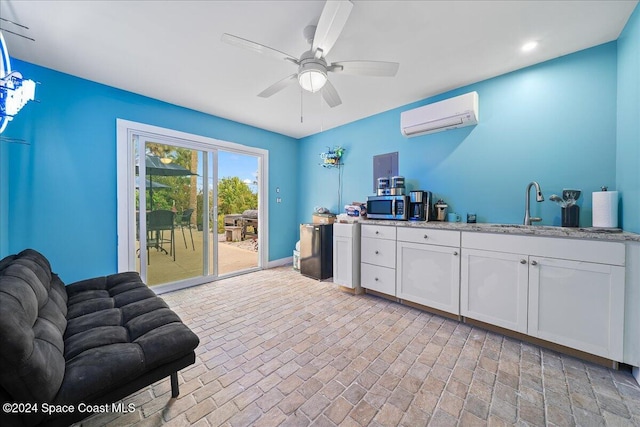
592, 190, 618, 228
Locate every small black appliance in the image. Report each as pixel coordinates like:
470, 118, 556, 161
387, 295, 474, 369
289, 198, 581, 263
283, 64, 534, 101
299, 223, 333, 280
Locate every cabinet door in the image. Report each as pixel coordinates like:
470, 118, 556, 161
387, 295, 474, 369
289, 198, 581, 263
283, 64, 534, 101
528, 257, 625, 360
397, 241, 460, 315
461, 249, 529, 333
333, 236, 353, 287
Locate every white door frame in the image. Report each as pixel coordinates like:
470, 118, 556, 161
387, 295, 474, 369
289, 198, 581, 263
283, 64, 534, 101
116, 119, 269, 290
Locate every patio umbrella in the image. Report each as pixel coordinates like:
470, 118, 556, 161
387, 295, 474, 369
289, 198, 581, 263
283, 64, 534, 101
136, 155, 196, 210
135, 177, 170, 190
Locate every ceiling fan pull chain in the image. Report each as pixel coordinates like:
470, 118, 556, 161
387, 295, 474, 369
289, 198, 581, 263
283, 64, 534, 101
320, 92, 324, 133
300, 87, 304, 123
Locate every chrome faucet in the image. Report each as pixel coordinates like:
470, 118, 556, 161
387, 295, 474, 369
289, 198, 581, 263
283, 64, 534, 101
524, 181, 544, 225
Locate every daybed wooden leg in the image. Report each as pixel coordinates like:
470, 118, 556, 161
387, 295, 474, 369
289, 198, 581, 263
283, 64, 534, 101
170, 372, 179, 398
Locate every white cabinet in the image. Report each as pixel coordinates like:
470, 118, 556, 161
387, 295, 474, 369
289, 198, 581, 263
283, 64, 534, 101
624, 242, 640, 369
361, 225, 396, 296
396, 228, 460, 315
528, 257, 624, 361
460, 248, 529, 333
461, 232, 626, 360
333, 223, 361, 291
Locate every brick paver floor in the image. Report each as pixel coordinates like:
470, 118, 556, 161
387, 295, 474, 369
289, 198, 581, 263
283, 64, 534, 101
80, 267, 640, 426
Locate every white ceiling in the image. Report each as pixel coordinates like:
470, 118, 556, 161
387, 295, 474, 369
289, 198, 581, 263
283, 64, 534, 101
0, 1, 637, 139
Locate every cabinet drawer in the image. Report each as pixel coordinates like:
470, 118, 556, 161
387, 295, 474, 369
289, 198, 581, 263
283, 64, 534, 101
462, 232, 625, 266
397, 227, 460, 247
361, 237, 396, 268
361, 263, 396, 295
362, 224, 396, 240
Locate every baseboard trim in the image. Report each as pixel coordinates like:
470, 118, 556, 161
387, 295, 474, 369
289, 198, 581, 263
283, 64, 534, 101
401, 299, 461, 322
267, 256, 292, 269
360, 286, 623, 371
464, 317, 618, 369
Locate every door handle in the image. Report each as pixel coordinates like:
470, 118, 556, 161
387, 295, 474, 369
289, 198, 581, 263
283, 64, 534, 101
520, 259, 527, 264
530, 260, 538, 266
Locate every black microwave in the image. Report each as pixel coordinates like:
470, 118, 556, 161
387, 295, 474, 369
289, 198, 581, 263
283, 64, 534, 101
366, 195, 409, 220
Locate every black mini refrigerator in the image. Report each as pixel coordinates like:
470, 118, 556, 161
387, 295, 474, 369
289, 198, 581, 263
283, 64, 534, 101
299, 223, 333, 280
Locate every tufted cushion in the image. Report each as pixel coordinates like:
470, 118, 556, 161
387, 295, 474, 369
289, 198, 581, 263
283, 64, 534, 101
0, 249, 68, 403
0, 249, 200, 422
57, 272, 199, 404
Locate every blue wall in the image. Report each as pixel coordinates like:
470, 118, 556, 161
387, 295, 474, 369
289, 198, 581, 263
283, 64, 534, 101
0, 130, 8, 255
299, 42, 619, 228
617, 5, 640, 233
1, 61, 299, 283
2, 5, 638, 283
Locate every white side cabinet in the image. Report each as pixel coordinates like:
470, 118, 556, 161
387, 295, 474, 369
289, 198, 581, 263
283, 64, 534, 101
333, 223, 361, 291
396, 228, 461, 315
461, 232, 626, 360
361, 224, 396, 296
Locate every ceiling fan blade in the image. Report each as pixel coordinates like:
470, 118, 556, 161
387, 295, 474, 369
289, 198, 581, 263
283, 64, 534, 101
222, 33, 298, 64
258, 74, 298, 98
322, 80, 342, 108
312, 0, 354, 57
329, 61, 400, 76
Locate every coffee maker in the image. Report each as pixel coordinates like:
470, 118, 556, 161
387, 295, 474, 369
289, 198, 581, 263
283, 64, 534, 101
409, 190, 432, 221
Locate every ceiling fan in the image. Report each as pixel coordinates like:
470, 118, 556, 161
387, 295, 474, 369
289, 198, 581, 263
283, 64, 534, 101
221, 0, 399, 108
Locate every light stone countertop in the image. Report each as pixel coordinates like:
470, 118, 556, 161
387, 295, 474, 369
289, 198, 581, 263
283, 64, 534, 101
352, 219, 640, 243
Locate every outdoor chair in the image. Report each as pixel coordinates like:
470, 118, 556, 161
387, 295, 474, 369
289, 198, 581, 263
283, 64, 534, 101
177, 208, 195, 250
147, 209, 176, 262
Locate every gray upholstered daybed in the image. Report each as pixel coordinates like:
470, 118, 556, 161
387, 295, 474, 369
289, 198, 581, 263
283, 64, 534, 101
0, 249, 200, 427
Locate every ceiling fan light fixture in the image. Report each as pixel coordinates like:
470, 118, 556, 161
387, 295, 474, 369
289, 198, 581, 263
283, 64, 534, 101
298, 60, 327, 93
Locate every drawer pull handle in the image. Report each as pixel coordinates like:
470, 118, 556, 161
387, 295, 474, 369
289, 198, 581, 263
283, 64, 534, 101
375, 250, 379, 255
531, 260, 538, 266
453, 251, 458, 256
375, 231, 380, 235
520, 259, 527, 264
423, 235, 428, 239
375, 277, 379, 281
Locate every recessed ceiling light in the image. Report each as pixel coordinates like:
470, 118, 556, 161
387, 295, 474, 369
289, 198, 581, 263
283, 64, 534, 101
521, 41, 538, 52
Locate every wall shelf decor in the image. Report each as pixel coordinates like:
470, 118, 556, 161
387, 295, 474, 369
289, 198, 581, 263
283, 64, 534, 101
320, 146, 345, 168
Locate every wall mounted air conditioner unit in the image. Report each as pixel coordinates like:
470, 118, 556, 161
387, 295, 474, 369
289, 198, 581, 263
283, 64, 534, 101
400, 91, 479, 137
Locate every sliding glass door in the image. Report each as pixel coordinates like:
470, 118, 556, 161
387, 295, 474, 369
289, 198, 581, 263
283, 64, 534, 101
137, 141, 208, 286
217, 150, 260, 276
117, 120, 267, 293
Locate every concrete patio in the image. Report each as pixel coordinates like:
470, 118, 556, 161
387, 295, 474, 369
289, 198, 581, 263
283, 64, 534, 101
139, 227, 259, 286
